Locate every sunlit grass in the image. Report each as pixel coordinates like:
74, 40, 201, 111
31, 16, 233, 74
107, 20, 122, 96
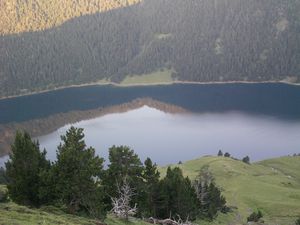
121, 69, 174, 85
160, 156, 300, 225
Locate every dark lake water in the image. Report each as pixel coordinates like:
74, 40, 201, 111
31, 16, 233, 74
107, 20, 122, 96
1, 83, 300, 166
1, 83, 300, 124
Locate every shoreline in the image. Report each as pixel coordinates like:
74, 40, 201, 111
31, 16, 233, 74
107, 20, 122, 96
0, 79, 299, 101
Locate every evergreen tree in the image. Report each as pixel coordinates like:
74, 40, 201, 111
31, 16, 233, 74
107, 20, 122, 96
103, 146, 144, 200
52, 126, 106, 218
5, 131, 49, 206
217, 150, 223, 157
38, 163, 58, 205
295, 217, 300, 225
207, 182, 226, 219
194, 169, 227, 220
0, 167, 9, 184
242, 156, 250, 164
158, 167, 199, 221
140, 157, 160, 217
224, 152, 231, 158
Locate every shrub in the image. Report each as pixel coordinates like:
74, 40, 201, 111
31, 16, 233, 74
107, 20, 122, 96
247, 209, 263, 222
242, 156, 250, 164
224, 152, 231, 158
0, 188, 9, 203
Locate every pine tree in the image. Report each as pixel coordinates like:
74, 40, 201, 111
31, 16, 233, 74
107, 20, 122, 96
194, 169, 227, 220
140, 157, 160, 217
224, 152, 231, 158
242, 156, 250, 164
5, 131, 49, 206
207, 182, 226, 219
103, 145, 144, 201
217, 150, 223, 156
52, 126, 106, 218
0, 167, 9, 184
158, 167, 199, 221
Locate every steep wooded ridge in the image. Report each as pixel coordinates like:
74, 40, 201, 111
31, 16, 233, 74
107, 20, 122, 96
0, 0, 300, 97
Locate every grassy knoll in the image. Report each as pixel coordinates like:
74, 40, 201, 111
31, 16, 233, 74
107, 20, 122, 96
120, 69, 174, 85
160, 156, 300, 225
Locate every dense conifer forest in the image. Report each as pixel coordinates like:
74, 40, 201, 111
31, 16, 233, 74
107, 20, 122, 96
0, 0, 140, 34
0, 0, 299, 97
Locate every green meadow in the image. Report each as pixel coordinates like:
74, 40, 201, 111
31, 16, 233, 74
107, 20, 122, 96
160, 156, 300, 225
1, 156, 299, 225
120, 69, 174, 85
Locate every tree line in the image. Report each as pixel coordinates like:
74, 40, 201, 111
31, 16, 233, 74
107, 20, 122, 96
2, 127, 227, 223
0, 0, 299, 97
217, 150, 250, 164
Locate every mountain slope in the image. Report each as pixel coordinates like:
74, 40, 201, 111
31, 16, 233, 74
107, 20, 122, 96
160, 156, 300, 225
0, 0, 140, 34
0, 0, 300, 97
1, 156, 299, 224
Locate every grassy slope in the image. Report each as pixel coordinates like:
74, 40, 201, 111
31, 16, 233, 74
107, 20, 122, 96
0, 185, 149, 225
0, 199, 149, 225
160, 156, 300, 225
1, 156, 299, 225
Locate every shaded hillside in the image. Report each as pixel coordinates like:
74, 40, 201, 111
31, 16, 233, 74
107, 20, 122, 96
160, 156, 300, 225
0, 0, 140, 34
0, 0, 300, 97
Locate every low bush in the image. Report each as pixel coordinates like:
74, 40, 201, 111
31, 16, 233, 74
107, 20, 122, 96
247, 209, 263, 222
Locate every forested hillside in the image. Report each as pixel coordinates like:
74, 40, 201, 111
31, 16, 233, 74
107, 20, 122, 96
0, 0, 140, 34
0, 0, 300, 97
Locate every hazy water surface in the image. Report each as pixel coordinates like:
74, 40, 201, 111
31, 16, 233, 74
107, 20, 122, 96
1, 83, 300, 167
34, 106, 300, 166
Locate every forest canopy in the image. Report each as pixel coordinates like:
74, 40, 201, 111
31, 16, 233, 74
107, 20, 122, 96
0, 0, 299, 97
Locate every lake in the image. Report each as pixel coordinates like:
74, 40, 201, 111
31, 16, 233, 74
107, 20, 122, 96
36, 106, 300, 166
1, 83, 300, 166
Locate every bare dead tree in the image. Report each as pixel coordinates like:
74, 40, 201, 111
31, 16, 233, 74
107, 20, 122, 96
111, 177, 137, 220
194, 166, 213, 206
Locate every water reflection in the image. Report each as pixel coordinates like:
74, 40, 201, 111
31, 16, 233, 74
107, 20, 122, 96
27, 106, 300, 166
